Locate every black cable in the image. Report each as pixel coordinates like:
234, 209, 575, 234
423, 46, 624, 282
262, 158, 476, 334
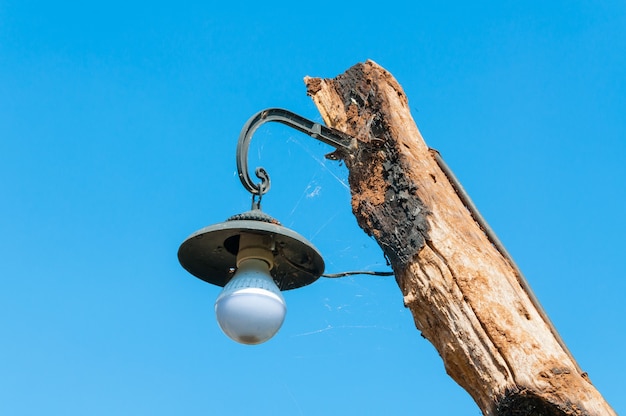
322, 270, 394, 278
276, 244, 394, 279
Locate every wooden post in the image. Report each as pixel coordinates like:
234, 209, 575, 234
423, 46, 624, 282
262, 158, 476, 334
304, 60, 615, 416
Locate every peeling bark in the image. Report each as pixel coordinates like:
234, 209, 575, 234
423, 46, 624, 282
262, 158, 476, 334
304, 60, 615, 416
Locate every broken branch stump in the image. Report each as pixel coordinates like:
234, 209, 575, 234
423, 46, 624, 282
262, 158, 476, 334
304, 60, 615, 416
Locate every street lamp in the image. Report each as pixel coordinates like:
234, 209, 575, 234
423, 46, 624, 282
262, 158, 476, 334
178, 108, 355, 345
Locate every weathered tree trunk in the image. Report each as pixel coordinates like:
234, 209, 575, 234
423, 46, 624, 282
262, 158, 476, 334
304, 60, 615, 416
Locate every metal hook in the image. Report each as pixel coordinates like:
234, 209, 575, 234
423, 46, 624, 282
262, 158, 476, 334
236, 108, 355, 198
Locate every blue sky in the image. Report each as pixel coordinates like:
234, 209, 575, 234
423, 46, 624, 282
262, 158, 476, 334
1, 1, 625, 414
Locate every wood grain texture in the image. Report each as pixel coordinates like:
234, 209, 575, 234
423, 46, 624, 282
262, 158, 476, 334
304, 60, 615, 416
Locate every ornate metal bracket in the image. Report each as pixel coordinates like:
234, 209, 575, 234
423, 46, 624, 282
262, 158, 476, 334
236, 108, 355, 208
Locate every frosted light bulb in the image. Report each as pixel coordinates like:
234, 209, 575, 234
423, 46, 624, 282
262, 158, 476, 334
214, 258, 286, 345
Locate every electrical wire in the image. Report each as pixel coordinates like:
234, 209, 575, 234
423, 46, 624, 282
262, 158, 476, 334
277, 245, 394, 279
322, 270, 394, 278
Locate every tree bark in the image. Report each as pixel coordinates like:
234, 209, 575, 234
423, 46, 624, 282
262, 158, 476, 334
304, 60, 615, 416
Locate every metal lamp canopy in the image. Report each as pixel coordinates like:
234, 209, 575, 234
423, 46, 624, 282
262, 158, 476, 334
178, 209, 325, 291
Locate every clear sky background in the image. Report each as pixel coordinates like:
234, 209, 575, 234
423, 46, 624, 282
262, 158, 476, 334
1, 1, 625, 414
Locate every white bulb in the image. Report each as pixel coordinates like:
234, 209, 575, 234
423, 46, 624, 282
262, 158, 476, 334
214, 258, 286, 345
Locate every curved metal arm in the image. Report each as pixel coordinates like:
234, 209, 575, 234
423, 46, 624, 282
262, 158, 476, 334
236, 108, 355, 199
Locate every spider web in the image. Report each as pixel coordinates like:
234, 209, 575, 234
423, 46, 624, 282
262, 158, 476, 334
239, 125, 402, 343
